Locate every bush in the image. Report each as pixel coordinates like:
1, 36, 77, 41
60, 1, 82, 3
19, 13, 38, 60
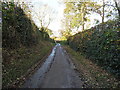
67, 20, 120, 78
2, 2, 53, 49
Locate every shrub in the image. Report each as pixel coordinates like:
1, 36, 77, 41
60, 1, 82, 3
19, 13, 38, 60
68, 20, 120, 78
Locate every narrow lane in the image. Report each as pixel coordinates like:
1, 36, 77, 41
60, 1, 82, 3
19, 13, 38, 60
23, 44, 83, 88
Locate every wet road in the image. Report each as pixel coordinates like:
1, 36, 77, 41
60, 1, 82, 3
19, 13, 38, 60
23, 44, 83, 88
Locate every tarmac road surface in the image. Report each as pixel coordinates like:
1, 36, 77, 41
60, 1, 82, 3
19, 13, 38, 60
23, 44, 83, 88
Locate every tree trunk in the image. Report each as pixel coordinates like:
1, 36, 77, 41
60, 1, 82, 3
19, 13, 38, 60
114, 0, 120, 19
82, 23, 85, 31
102, 0, 105, 23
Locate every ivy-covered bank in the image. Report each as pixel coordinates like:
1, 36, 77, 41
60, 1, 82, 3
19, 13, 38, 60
67, 20, 120, 78
2, 2, 53, 49
2, 2, 54, 88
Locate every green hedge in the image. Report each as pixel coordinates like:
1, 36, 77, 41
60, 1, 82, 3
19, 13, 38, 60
2, 2, 53, 49
68, 20, 120, 78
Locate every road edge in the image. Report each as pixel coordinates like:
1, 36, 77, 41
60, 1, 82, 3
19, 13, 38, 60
8, 46, 55, 88
62, 46, 92, 88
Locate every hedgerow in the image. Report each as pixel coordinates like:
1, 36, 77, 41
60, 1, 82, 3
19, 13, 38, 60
2, 2, 54, 87
67, 20, 120, 78
2, 2, 53, 49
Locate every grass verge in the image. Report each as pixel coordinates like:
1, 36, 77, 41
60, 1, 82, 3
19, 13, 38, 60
64, 45, 120, 88
2, 41, 54, 88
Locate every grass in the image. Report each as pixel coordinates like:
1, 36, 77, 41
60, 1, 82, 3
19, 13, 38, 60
64, 45, 120, 88
2, 41, 54, 88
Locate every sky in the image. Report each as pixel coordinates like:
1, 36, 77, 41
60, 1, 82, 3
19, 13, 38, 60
13, 0, 117, 37
24, 0, 101, 36
24, 0, 65, 37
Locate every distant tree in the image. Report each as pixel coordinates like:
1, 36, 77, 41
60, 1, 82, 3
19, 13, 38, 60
46, 28, 53, 36
32, 4, 55, 32
60, 29, 71, 39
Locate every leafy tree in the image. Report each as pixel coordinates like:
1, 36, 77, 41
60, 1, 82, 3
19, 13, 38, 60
64, 0, 100, 33
94, 0, 119, 23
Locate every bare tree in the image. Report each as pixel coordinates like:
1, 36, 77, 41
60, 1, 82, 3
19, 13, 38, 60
32, 4, 55, 32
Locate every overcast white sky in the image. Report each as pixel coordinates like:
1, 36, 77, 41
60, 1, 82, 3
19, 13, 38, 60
12, 0, 118, 37
23, 0, 65, 37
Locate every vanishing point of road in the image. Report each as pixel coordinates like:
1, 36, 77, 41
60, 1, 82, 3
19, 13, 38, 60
23, 44, 83, 88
